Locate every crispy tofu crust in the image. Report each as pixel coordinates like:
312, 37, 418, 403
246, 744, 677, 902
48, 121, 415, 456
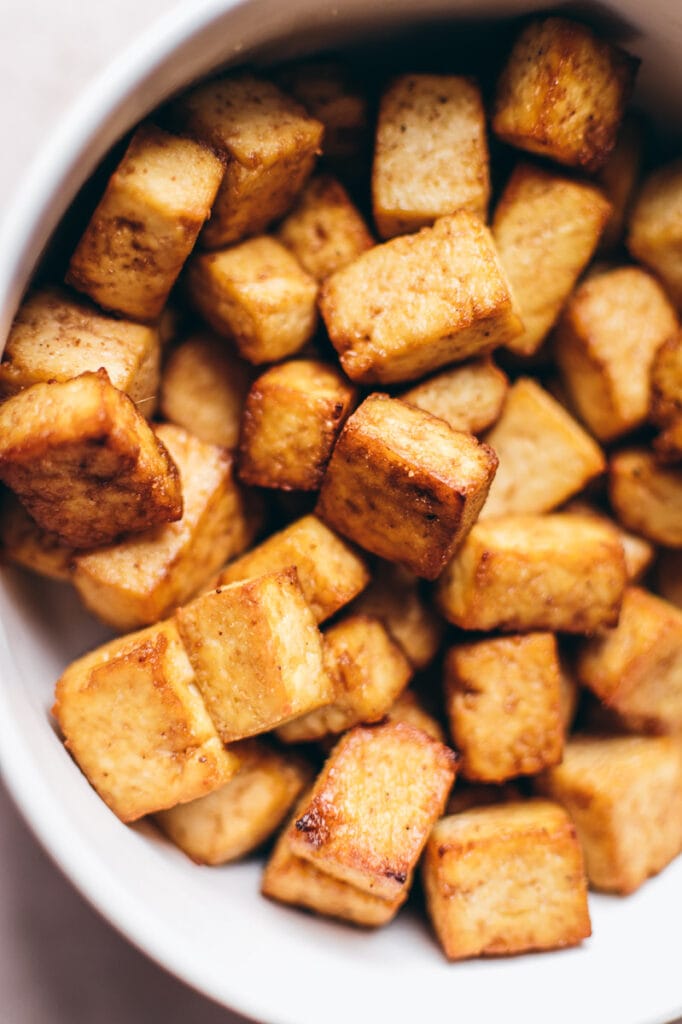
628, 158, 682, 309
0, 489, 74, 581
562, 498, 655, 583
609, 448, 682, 548
400, 358, 508, 437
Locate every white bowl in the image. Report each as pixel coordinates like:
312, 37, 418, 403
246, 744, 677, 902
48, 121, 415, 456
1, 2, 681, 1022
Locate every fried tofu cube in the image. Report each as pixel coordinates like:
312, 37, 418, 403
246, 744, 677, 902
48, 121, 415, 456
595, 115, 642, 252
176, 568, 334, 742
657, 549, 682, 609
437, 514, 627, 634
446, 781, 521, 815
215, 514, 369, 623
563, 498, 655, 583
52, 619, 238, 822
482, 378, 605, 517
628, 159, 682, 309
558, 653, 581, 734
400, 358, 508, 436
422, 800, 591, 960
0, 370, 182, 548
67, 124, 223, 321
536, 734, 682, 893
372, 74, 490, 239
444, 634, 564, 782
555, 267, 678, 442
0, 489, 74, 581
493, 17, 636, 172
316, 394, 498, 579
287, 721, 456, 899
320, 211, 522, 385
0, 287, 161, 416
169, 73, 323, 248
609, 448, 682, 548
72, 424, 252, 631
186, 236, 318, 365
155, 739, 311, 864
576, 587, 682, 733
276, 60, 368, 164
238, 359, 356, 491
651, 332, 682, 460
492, 163, 611, 356
385, 689, 446, 744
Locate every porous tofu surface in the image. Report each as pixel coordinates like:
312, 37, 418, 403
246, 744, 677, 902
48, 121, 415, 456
400, 358, 508, 436
628, 158, 682, 308
0, 489, 74, 581
609, 448, 682, 548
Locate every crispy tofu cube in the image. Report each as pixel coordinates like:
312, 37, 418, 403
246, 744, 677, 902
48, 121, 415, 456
277, 614, 413, 743
215, 514, 369, 623
0, 370, 182, 548
536, 734, 682, 894
493, 17, 636, 172
436, 514, 627, 634
67, 124, 224, 321
277, 174, 374, 281
238, 359, 356, 491
446, 781, 521, 816
287, 721, 456, 899
657, 549, 682, 609
277, 60, 368, 163
595, 115, 642, 252
628, 159, 682, 309
400, 358, 508, 436
319, 211, 522, 385
555, 267, 677, 442
155, 739, 311, 864
176, 568, 334, 742
576, 587, 682, 734
444, 634, 564, 782
563, 498, 655, 583
609, 448, 682, 548
492, 163, 611, 356
186, 236, 318, 365
385, 689, 446, 744
372, 74, 490, 239
72, 423, 252, 631
482, 378, 605, 517
651, 332, 682, 460
169, 73, 323, 248
316, 394, 498, 579
0, 489, 74, 581
422, 800, 591, 959
558, 653, 581, 734
52, 619, 238, 822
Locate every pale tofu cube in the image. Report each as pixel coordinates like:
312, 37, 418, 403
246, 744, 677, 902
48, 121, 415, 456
0, 489, 74, 581
400, 357, 508, 436
609, 448, 682, 548
628, 159, 682, 309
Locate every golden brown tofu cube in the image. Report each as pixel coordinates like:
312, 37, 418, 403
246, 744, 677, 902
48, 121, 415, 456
651, 331, 682, 460
52, 619, 238, 822
595, 115, 643, 252
482, 378, 605, 517
609, 448, 682, 548
287, 721, 456, 899
320, 211, 522, 385
176, 568, 333, 742
444, 634, 564, 782
437, 514, 627, 634
492, 163, 611, 356
372, 74, 490, 239
277, 60, 368, 164
67, 124, 223, 321
316, 394, 498, 580
0, 370, 181, 548
555, 267, 677, 442
422, 800, 591, 960
385, 689, 446, 744
215, 513, 368, 624
0, 489, 74, 581
400, 358, 508, 436
628, 159, 682, 309
657, 549, 682, 609
155, 739, 311, 865
186, 236, 318, 365
446, 781, 521, 816
558, 653, 581, 734
563, 498, 655, 583
536, 734, 682, 894
277, 174, 374, 281
576, 586, 682, 733
238, 359, 356, 491
72, 423, 252, 631
169, 73, 323, 248
493, 17, 636, 172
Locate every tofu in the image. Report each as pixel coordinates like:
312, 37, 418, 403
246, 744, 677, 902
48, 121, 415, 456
535, 734, 682, 894
444, 634, 564, 782
446, 781, 521, 816
656, 417, 682, 463
276, 60, 368, 163
169, 73, 323, 248
563, 498, 655, 583
186, 236, 318, 365
372, 74, 490, 239
609, 448, 682, 548
175, 568, 334, 742
52, 619, 238, 822
399, 358, 508, 436
316, 394, 498, 579
628, 158, 682, 309
657, 549, 682, 609
558, 652, 581, 734
214, 514, 369, 624
155, 739, 311, 864
72, 423, 253, 631
595, 114, 642, 252
67, 124, 224, 321
650, 331, 682, 461
385, 689, 446, 744
422, 801, 591, 960
286, 721, 456, 899
492, 163, 611, 356
238, 359, 356, 491
493, 16, 637, 171
319, 211, 523, 385
0, 489, 74, 582
0, 286, 160, 416
482, 378, 605, 517
0, 370, 182, 548
436, 514, 627, 634
555, 267, 678, 441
